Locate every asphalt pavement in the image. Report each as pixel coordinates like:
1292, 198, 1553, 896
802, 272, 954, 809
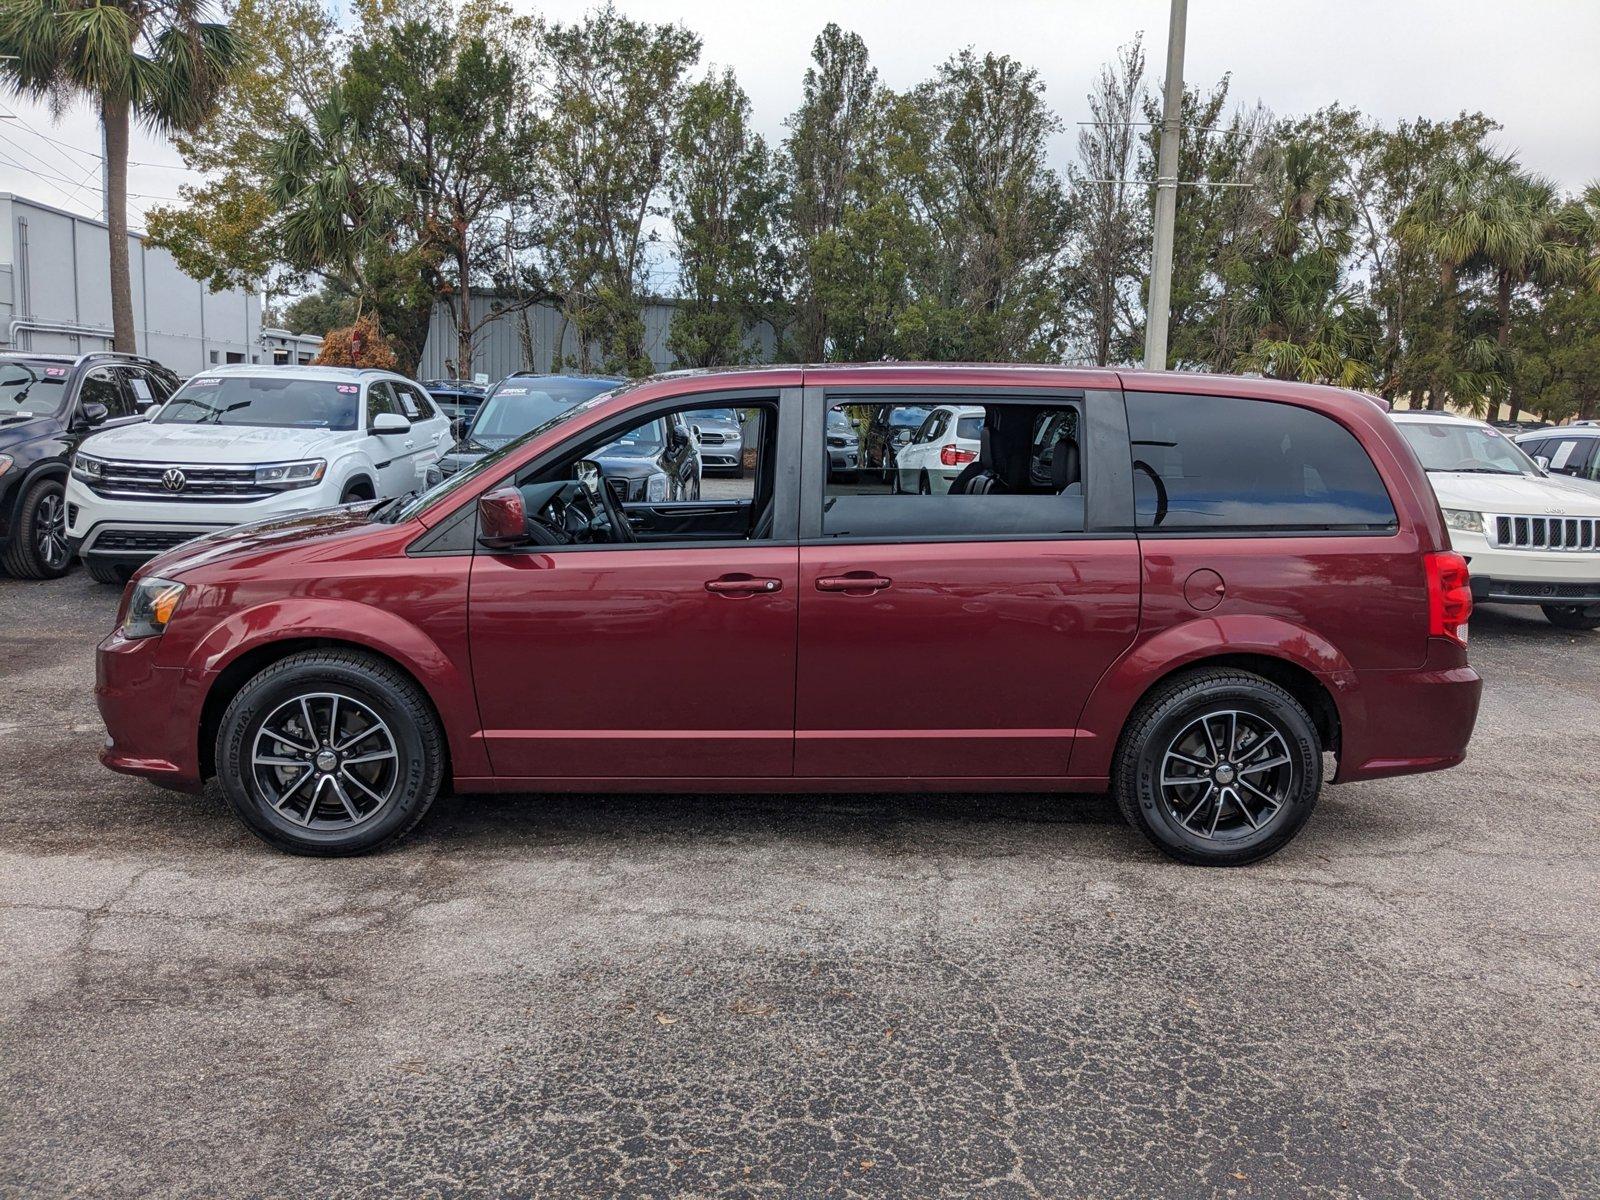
1, 566, 1596, 1198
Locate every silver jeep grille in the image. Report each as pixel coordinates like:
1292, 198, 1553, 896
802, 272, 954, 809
1490, 514, 1600, 552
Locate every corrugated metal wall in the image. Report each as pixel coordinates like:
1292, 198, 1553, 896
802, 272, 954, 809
0, 194, 265, 376
418, 292, 778, 381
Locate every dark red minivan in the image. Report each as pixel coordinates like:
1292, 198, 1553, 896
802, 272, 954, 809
95, 366, 1481, 864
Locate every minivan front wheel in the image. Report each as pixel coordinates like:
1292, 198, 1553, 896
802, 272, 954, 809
216, 649, 444, 856
1113, 669, 1322, 866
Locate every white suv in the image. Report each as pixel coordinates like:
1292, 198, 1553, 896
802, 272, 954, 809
66, 365, 450, 583
1392, 411, 1600, 629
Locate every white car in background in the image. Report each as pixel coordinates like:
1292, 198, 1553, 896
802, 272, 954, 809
1512, 426, 1600, 496
891, 404, 985, 494
65, 365, 451, 584
1392, 411, 1600, 630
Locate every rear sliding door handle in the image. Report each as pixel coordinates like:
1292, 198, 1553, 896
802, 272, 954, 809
815, 572, 892, 595
705, 575, 782, 596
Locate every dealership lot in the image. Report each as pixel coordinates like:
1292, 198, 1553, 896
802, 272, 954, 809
1, 568, 1596, 1197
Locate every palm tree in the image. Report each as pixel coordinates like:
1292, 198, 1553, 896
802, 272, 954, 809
1561, 181, 1600, 294
1396, 147, 1521, 410
0, 0, 243, 352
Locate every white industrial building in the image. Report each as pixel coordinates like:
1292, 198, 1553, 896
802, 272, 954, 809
0, 193, 320, 374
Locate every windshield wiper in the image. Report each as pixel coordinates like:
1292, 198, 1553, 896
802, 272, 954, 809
368, 490, 418, 522
1431, 467, 1523, 475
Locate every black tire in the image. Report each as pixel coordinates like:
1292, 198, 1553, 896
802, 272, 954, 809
917, 470, 932, 495
1, 476, 73, 579
215, 649, 445, 856
1111, 668, 1322, 866
340, 483, 373, 504
1541, 604, 1600, 630
85, 557, 132, 586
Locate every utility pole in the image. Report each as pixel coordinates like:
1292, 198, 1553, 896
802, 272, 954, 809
1143, 0, 1187, 371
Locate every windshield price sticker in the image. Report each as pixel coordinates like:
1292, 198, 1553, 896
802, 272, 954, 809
336, 384, 359, 394
44, 366, 67, 377
498, 387, 528, 395
191, 377, 220, 387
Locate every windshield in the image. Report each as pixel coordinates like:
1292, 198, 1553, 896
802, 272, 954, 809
1397, 420, 1539, 477
888, 407, 931, 428
469, 378, 616, 447
599, 418, 665, 458
379, 385, 622, 523
687, 408, 737, 423
0, 359, 69, 418
157, 376, 359, 430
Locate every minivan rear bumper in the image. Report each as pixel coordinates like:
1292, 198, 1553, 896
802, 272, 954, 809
1333, 640, 1482, 783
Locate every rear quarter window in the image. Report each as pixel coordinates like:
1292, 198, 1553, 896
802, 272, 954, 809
1128, 392, 1397, 533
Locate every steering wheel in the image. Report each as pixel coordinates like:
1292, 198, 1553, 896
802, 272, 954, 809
1133, 459, 1169, 527
591, 472, 636, 543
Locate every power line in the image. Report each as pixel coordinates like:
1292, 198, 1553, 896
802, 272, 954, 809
0, 125, 102, 209
0, 114, 202, 172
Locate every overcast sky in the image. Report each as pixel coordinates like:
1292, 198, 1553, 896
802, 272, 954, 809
1, 0, 1595, 231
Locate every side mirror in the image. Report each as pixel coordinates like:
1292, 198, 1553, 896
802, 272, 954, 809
1534, 456, 1552, 472
372, 412, 411, 435
893, 428, 913, 445
477, 486, 527, 548
450, 416, 468, 443
144, 405, 163, 421
80, 402, 109, 429
690, 423, 702, 440
574, 459, 603, 499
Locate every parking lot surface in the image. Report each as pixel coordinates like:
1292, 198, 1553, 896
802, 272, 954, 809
1, 567, 1596, 1198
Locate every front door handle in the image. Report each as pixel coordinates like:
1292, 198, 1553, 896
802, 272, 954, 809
815, 572, 892, 595
706, 574, 782, 596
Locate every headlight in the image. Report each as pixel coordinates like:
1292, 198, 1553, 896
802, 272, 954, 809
253, 459, 326, 490
646, 473, 668, 503
0, 453, 12, 477
72, 453, 106, 483
123, 577, 186, 639
1442, 508, 1485, 535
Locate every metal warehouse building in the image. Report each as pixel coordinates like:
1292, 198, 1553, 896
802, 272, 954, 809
417, 290, 779, 381
0, 194, 319, 375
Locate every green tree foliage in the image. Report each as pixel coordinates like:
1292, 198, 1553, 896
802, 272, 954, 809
895, 49, 1073, 361
523, 3, 701, 376
1512, 283, 1600, 422
147, 0, 339, 299
0, 0, 244, 351
1063, 37, 1148, 366
783, 24, 885, 362
666, 68, 784, 367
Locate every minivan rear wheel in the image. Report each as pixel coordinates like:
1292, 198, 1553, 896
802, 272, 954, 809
1112, 669, 1322, 866
1541, 603, 1600, 631
215, 649, 445, 856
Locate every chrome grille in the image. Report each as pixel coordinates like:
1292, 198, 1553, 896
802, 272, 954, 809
88, 461, 269, 502
1490, 513, 1600, 551
697, 432, 726, 445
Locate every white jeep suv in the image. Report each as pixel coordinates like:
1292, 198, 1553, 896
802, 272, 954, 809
1392, 410, 1600, 629
66, 365, 450, 583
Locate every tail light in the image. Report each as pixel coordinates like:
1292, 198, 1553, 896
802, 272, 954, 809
1424, 551, 1472, 645
939, 444, 977, 467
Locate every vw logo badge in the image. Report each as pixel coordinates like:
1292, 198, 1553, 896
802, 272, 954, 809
161, 468, 187, 493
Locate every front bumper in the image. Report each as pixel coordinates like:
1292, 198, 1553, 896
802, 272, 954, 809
1448, 530, 1600, 607
698, 439, 743, 470
65, 475, 331, 563
95, 628, 207, 792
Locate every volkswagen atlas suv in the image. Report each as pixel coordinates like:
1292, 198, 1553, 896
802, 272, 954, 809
1393, 411, 1600, 630
0, 351, 178, 579
67, 365, 451, 583
94, 365, 1480, 865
